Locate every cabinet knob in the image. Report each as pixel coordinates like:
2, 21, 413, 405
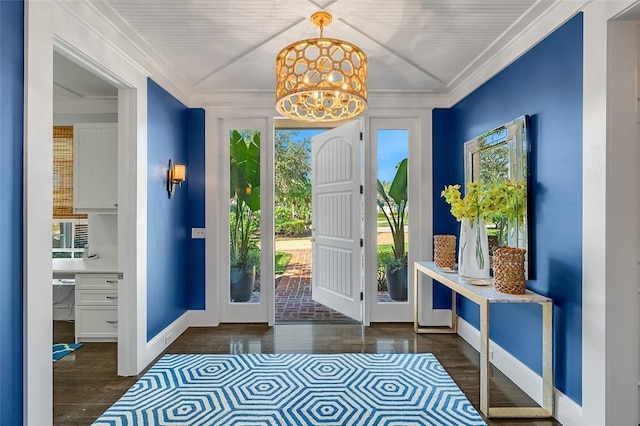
106, 320, 118, 324
106, 296, 118, 300
114, 203, 118, 207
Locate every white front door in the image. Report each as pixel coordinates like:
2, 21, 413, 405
311, 120, 362, 321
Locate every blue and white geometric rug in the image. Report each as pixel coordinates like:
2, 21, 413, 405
93, 353, 486, 425
53, 343, 83, 362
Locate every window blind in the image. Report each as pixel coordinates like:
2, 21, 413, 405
53, 126, 87, 219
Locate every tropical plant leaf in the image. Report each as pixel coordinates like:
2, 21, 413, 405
388, 158, 408, 205
377, 179, 390, 203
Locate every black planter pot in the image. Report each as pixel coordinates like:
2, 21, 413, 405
230, 266, 255, 302
386, 265, 408, 301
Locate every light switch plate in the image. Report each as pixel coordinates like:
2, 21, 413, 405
191, 228, 206, 239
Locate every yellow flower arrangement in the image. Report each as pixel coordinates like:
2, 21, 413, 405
441, 180, 526, 223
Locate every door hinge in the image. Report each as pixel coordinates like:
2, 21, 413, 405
360, 185, 363, 194
360, 238, 363, 247
360, 292, 364, 301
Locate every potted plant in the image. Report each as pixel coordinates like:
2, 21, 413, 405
229, 130, 261, 302
441, 180, 526, 278
377, 158, 408, 301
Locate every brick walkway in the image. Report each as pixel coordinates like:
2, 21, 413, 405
275, 243, 393, 322
275, 249, 351, 322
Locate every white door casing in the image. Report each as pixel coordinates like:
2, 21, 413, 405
311, 120, 363, 321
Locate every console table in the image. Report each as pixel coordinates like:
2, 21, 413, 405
413, 261, 553, 418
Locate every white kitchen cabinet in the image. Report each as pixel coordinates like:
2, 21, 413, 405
73, 123, 118, 213
74, 274, 118, 342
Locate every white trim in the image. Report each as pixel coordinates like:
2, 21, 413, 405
366, 117, 423, 323
116, 87, 140, 376
583, 3, 640, 424
24, 0, 171, 420
457, 318, 583, 426
142, 312, 190, 368
54, 0, 190, 104
446, 0, 592, 106
431, 309, 454, 327
24, 2, 54, 424
216, 116, 272, 323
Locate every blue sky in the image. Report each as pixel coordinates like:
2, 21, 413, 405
285, 128, 408, 183
376, 129, 408, 183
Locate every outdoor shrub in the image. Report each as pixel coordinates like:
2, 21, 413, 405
276, 219, 308, 237
275, 206, 293, 221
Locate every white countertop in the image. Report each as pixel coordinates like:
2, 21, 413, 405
52, 257, 118, 275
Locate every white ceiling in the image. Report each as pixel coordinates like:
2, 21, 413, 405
53, 51, 118, 100
88, 0, 557, 96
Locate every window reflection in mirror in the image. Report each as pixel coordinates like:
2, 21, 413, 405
464, 116, 528, 275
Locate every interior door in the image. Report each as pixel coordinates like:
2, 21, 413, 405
311, 120, 362, 321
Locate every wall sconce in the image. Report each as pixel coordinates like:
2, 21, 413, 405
167, 159, 186, 199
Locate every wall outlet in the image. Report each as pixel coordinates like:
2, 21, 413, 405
164, 333, 172, 345
191, 228, 206, 239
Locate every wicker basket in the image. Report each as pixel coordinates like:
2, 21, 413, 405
493, 247, 526, 294
434, 235, 457, 269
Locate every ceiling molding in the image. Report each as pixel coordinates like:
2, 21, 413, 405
446, 0, 593, 107
54, 0, 594, 110
338, 17, 447, 87
67, 0, 192, 99
191, 17, 306, 88
190, 91, 449, 110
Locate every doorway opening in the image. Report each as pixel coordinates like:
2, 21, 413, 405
52, 50, 121, 416
274, 127, 354, 323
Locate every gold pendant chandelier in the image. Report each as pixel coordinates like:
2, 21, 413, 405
275, 11, 368, 122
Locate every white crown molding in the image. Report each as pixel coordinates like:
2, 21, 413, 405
457, 317, 583, 426
61, 0, 595, 111
446, 0, 593, 107
53, 0, 191, 105
190, 1, 592, 109
190, 91, 450, 110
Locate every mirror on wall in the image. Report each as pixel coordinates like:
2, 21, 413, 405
464, 116, 529, 273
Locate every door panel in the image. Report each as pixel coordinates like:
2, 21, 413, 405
311, 120, 362, 321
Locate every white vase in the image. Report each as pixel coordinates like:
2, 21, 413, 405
458, 217, 490, 279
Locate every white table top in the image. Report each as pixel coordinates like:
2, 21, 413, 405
52, 257, 118, 275
415, 261, 551, 304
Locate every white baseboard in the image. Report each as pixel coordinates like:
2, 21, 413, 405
143, 311, 191, 368
456, 318, 583, 426
432, 309, 453, 327
188, 309, 220, 327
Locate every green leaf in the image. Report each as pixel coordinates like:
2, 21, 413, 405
388, 158, 408, 205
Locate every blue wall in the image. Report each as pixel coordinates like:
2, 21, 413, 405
146, 79, 205, 339
187, 109, 205, 309
0, 0, 24, 422
432, 14, 583, 403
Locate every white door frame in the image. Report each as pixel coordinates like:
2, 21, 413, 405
25, 2, 149, 423
365, 116, 435, 324
583, 2, 640, 423
215, 117, 274, 324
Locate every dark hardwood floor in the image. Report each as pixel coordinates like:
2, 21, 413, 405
54, 321, 560, 425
